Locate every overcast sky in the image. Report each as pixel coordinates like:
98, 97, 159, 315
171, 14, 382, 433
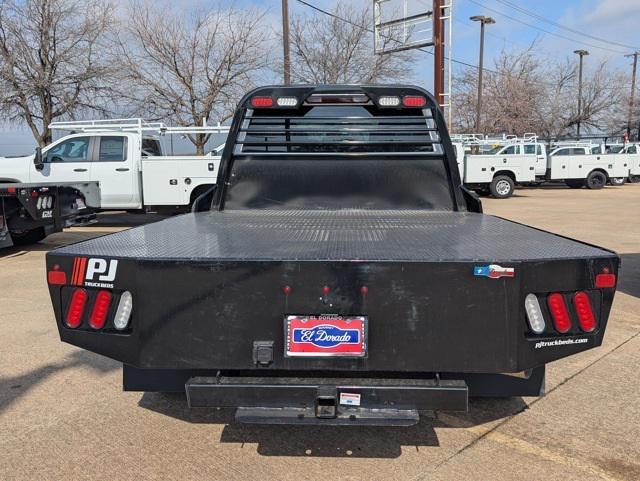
2, 0, 639, 155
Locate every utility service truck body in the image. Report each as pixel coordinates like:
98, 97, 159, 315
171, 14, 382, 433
0, 120, 228, 212
455, 140, 546, 198
546, 145, 630, 188
46, 86, 619, 426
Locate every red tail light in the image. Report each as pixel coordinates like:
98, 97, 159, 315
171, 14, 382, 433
547, 293, 571, 333
66, 288, 88, 328
595, 273, 616, 288
573, 291, 596, 332
47, 266, 67, 285
250, 96, 273, 108
89, 290, 112, 329
402, 95, 427, 107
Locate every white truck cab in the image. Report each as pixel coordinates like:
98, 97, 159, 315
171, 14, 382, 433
0, 119, 229, 211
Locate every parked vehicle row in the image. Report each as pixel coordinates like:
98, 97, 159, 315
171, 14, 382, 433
454, 137, 639, 198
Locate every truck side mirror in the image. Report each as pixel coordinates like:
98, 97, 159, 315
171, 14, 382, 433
34, 147, 44, 170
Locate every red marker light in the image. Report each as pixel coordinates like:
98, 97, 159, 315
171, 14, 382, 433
573, 292, 596, 332
250, 96, 273, 108
595, 273, 616, 288
47, 264, 67, 285
402, 95, 427, 107
360, 286, 369, 296
547, 293, 571, 333
282, 285, 292, 295
66, 288, 88, 328
322, 286, 330, 295
89, 290, 112, 329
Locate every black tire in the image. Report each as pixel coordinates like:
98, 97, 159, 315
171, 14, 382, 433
489, 175, 515, 199
628, 175, 640, 184
610, 177, 626, 186
585, 171, 607, 190
11, 227, 46, 246
566, 179, 584, 189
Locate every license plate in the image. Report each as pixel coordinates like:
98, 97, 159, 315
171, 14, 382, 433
285, 315, 367, 357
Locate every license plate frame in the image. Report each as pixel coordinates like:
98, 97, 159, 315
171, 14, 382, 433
285, 315, 367, 358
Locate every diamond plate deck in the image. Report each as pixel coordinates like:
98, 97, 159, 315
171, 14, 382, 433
53, 210, 614, 262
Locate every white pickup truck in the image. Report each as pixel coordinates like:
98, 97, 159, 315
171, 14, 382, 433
454, 141, 547, 198
546, 145, 631, 189
0, 119, 228, 212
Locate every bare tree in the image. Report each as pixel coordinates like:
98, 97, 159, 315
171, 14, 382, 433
453, 46, 625, 138
119, 1, 269, 155
0, 0, 116, 146
287, 3, 414, 84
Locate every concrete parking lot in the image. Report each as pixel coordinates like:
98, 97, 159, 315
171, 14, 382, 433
1, 185, 639, 481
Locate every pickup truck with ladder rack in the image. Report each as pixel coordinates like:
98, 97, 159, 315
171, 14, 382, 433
0, 119, 228, 213
45, 85, 619, 426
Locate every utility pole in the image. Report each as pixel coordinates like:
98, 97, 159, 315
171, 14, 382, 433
574, 49, 589, 138
433, 0, 444, 106
470, 15, 495, 132
281, 0, 291, 85
625, 52, 638, 140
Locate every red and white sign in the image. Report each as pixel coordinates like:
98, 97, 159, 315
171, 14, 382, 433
285, 315, 367, 357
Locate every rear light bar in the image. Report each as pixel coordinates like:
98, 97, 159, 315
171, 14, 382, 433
66, 288, 88, 328
573, 292, 596, 332
306, 93, 369, 104
89, 290, 112, 329
547, 293, 571, 333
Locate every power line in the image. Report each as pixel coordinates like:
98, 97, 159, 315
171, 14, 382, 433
294, 0, 629, 92
295, 0, 499, 74
495, 0, 640, 52
464, 0, 627, 55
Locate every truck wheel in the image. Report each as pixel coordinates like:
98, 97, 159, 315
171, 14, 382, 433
629, 175, 640, 183
586, 171, 607, 190
11, 227, 46, 246
566, 179, 584, 189
490, 176, 514, 199
609, 177, 626, 186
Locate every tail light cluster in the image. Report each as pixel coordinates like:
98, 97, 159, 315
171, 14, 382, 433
525, 291, 599, 335
248, 93, 428, 109
64, 287, 132, 331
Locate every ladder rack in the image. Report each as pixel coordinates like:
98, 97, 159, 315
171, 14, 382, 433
49, 118, 230, 136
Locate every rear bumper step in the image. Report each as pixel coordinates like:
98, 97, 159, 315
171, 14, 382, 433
235, 406, 420, 426
185, 376, 469, 421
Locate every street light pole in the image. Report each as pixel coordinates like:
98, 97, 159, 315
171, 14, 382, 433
470, 15, 495, 132
574, 49, 589, 138
625, 52, 639, 140
282, 0, 291, 85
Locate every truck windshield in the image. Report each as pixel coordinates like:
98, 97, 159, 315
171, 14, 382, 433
223, 104, 456, 211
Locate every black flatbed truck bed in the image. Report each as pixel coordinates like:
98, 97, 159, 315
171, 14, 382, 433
1, 182, 99, 248
45, 85, 619, 425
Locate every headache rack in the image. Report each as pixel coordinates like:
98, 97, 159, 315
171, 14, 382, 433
234, 110, 444, 156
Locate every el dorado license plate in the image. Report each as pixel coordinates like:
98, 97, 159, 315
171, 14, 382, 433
285, 315, 367, 357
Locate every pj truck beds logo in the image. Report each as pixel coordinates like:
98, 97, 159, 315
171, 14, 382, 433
71, 257, 118, 288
